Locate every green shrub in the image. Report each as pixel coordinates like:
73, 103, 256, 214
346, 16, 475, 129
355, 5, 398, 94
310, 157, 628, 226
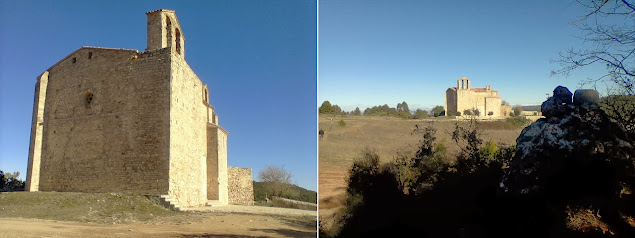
338, 119, 346, 126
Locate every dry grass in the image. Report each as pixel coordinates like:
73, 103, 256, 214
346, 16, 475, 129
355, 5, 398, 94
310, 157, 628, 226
318, 114, 524, 229
0, 191, 200, 224
567, 207, 614, 235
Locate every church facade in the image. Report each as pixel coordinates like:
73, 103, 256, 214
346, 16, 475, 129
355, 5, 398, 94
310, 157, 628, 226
445, 77, 511, 118
26, 9, 253, 208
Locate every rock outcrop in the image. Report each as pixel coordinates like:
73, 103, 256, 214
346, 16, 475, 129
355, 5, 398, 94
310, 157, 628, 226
501, 86, 635, 194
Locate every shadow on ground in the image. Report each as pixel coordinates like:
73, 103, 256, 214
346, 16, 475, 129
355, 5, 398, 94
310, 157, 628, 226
250, 228, 316, 238
179, 234, 265, 238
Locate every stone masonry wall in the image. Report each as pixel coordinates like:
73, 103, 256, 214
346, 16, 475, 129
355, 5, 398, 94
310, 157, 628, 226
35, 47, 171, 194
446, 87, 506, 118
228, 166, 254, 205
168, 53, 208, 207
26, 71, 49, 191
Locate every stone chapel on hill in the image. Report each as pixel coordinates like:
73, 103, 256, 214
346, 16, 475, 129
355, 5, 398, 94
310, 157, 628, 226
445, 77, 512, 118
26, 9, 254, 208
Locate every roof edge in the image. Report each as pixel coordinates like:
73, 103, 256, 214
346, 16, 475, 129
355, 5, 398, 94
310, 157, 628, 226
146, 9, 175, 15
45, 46, 139, 72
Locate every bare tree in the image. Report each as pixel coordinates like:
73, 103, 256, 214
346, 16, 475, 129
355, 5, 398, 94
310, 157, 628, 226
258, 165, 293, 199
552, 0, 635, 95
553, 0, 635, 133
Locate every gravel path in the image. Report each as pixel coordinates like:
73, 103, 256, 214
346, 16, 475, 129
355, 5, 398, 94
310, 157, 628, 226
182, 205, 317, 217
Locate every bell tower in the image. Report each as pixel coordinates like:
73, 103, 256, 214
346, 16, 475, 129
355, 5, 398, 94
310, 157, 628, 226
457, 76, 471, 90
146, 9, 185, 57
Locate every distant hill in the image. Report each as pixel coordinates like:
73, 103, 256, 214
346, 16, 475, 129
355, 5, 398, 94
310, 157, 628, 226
253, 182, 317, 204
521, 105, 541, 111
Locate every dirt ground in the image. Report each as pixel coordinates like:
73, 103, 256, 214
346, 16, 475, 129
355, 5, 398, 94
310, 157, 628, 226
0, 205, 316, 238
318, 115, 524, 231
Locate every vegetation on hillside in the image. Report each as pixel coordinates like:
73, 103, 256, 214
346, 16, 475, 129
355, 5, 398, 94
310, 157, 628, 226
255, 165, 316, 204
601, 95, 635, 134
0, 192, 187, 224
321, 121, 635, 237
253, 182, 316, 204
319, 100, 446, 119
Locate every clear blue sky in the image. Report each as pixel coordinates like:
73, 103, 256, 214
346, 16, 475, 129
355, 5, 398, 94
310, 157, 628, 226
0, 0, 317, 191
319, 0, 608, 112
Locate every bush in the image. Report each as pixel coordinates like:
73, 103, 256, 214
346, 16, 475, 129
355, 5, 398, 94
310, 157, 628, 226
331, 122, 516, 237
0, 170, 25, 192
338, 119, 346, 126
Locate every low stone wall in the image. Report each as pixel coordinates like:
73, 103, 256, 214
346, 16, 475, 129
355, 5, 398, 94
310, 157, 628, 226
228, 166, 254, 205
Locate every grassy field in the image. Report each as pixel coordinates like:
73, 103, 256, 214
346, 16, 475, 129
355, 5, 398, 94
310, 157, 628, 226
318, 114, 526, 228
0, 191, 197, 224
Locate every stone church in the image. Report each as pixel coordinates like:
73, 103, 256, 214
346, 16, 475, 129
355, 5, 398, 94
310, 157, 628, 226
26, 9, 253, 208
445, 77, 511, 118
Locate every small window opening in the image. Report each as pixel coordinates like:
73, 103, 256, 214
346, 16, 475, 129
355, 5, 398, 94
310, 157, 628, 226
72, 57, 76, 63
84, 92, 94, 105
88, 52, 92, 59
166, 17, 172, 43
175, 28, 181, 55
204, 89, 209, 103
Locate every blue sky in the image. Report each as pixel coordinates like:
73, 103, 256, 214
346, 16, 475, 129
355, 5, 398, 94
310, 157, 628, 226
319, 0, 608, 112
0, 1, 317, 191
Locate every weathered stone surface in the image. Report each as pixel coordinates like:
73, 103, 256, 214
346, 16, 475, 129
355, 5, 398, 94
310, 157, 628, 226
573, 89, 600, 106
501, 86, 635, 194
228, 166, 255, 205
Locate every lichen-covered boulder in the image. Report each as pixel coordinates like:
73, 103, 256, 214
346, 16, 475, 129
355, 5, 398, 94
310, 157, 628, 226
501, 86, 634, 195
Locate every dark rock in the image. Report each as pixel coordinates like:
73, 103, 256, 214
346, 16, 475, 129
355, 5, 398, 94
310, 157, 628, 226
501, 86, 635, 195
553, 86, 572, 104
573, 89, 599, 106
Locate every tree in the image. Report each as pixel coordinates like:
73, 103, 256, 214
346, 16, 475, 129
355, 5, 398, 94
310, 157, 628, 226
319, 101, 333, 114
0, 170, 25, 192
352, 107, 362, 116
552, 0, 635, 95
258, 165, 293, 198
513, 105, 524, 117
551, 1, 635, 133
473, 108, 481, 116
431, 105, 445, 117
332, 105, 343, 115
396, 101, 410, 113
413, 109, 429, 119
319, 100, 343, 114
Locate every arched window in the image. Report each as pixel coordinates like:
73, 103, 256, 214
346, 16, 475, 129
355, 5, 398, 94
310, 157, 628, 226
175, 28, 181, 55
166, 17, 172, 44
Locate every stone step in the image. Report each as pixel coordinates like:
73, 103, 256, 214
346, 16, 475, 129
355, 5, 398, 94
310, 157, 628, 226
158, 195, 182, 211
206, 200, 222, 207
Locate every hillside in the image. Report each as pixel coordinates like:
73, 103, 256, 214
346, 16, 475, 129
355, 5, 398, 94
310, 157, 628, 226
253, 182, 317, 204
